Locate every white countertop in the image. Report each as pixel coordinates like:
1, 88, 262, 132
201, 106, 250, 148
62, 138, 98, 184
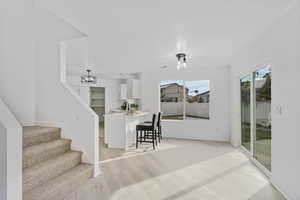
104, 111, 149, 117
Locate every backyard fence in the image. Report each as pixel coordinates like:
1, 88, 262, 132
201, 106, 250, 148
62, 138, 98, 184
241, 102, 271, 126
161, 102, 209, 118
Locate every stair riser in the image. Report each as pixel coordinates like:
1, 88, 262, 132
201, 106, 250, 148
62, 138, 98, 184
23, 131, 61, 148
23, 152, 82, 192
23, 140, 71, 169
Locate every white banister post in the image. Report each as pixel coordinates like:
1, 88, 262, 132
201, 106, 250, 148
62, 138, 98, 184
0, 99, 22, 200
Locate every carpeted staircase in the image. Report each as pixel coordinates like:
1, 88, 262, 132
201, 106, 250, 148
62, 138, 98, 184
23, 126, 93, 200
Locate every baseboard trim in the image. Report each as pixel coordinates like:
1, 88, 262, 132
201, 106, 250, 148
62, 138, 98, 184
270, 180, 293, 200
164, 137, 229, 143
93, 166, 101, 177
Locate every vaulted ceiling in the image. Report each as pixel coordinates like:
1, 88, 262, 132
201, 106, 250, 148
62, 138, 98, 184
40, 0, 296, 73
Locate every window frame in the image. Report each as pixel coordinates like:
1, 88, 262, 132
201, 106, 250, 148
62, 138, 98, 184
159, 80, 210, 121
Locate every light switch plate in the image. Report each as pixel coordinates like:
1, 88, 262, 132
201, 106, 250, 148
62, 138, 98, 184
275, 105, 282, 115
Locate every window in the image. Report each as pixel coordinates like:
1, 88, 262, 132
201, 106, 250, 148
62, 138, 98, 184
160, 80, 210, 120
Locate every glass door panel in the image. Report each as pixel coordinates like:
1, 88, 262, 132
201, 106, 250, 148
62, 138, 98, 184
254, 67, 272, 171
241, 75, 251, 152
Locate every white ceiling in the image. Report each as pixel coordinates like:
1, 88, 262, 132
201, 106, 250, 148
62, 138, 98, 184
41, 0, 296, 73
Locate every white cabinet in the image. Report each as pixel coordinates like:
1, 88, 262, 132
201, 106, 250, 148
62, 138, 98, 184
105, 112, 149, 149
105, 113, 126, 149
120, 84, 127, 100
126, 79, 140, 99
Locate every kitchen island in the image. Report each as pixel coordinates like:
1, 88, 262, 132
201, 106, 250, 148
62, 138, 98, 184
104, 112, 149, 149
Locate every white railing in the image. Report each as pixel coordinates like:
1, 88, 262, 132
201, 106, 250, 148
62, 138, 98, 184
33, 9, 99, 177
0, 98, 22, 200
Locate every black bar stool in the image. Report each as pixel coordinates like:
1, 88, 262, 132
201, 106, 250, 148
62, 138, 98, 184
144, 112, 162, 143
136, 114, 157, 150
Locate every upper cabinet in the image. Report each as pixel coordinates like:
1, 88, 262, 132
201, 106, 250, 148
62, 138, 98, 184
127, 79, 140, 99
120, 79, 140, 99
120, 84, 127, 100
120, 79, 141, 100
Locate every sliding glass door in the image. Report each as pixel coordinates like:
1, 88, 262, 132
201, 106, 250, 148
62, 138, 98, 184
241, 76, 251, 151
254, 67, 272, 171
240, 66, 272, 172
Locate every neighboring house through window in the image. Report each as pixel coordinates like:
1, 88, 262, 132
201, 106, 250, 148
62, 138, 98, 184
160, 80, 210, 120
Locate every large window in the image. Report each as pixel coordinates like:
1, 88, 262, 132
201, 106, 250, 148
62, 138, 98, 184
160, 80, 210, 120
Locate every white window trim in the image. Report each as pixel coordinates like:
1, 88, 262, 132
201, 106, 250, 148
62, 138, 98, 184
160, 80, 210, 121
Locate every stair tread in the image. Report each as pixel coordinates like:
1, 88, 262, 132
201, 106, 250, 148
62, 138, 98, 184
23, 126, 61, 138
23, 126, 61, 148
24, 164, 93, 200
23, 151, 82, 192
23, 139, 72, 169
23, 139, 71, 154
23, 150, 81, 174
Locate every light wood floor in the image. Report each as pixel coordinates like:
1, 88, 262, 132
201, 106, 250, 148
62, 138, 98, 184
65, 139, 285, 200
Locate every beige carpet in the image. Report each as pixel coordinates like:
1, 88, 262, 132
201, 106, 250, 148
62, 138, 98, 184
23, 126, 93, 200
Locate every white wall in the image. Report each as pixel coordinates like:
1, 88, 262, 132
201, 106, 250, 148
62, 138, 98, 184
64, 38, 125, 112
0, 0, 36, 125
34, 8, 99, 175
229, 3, 300, 199
0, 99, 22, 200
141, 66, 230, 141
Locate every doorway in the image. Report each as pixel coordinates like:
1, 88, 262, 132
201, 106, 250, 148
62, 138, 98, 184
90, 87, 105, 139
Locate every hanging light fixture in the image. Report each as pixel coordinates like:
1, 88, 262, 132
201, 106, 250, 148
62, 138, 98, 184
81, 69, 97, 84
176, 53, 187, 70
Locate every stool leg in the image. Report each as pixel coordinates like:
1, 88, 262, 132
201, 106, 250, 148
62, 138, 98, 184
136, 130, 138, 149
160, 126, 162, 141
140, 130, 143, 144
155, 130, 158, 145
158, 129, 161, 143
152, 131, 155, 150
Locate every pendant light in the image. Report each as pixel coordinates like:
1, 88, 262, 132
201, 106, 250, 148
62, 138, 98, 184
81, 69, 97, 84
176, 53, 187, 70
